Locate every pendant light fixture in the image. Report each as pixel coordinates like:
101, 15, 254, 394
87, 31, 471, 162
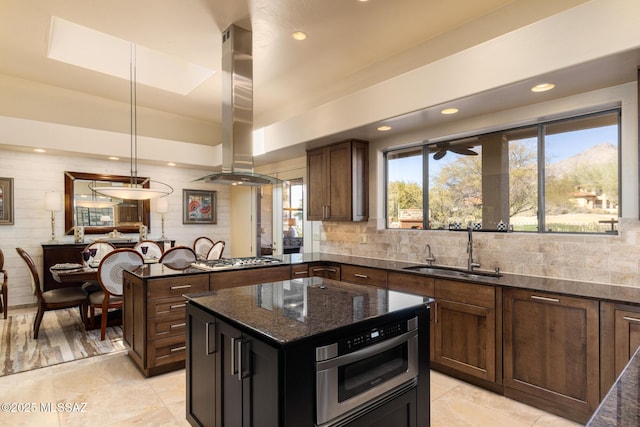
91, 44, 173, 201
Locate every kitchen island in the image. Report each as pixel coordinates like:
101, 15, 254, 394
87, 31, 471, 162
185, 276, 431, 427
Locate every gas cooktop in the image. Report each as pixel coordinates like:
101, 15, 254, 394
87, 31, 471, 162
191, 256, 283, 271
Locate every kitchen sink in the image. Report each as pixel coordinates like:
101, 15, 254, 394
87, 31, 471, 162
402, 265, 502, 278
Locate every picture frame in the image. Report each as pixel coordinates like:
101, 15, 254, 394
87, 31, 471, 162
0, 177, 14, 225
183, 189, 217, 224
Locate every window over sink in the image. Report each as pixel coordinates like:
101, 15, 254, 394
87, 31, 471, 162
385, 108, 620, 234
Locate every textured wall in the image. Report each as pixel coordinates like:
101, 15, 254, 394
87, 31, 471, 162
318, 218, 640, 287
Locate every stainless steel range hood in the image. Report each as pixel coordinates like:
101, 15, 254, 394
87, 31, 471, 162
198, 24, 281, 186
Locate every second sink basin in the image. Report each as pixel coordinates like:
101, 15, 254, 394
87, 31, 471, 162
403, 264, 502, 278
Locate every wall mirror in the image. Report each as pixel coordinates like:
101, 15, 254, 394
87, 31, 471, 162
64, 171, 150, 235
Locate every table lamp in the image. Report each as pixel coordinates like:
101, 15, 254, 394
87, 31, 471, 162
44, 191, 62, 242
156, 197, 169, 240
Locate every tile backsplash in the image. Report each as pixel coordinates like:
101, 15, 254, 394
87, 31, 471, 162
317, 217, 640, 287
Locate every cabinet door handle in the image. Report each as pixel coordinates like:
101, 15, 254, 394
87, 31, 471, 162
205, 322, 216, 355
434, 302, 438, 324
354, 274, 368, 279
170, 284, 192, 290
623, 316, 640, 323
230, 337, 238, 376
237, 339, 244, 381
530, 295, 560, 303
312, 268, 336, 273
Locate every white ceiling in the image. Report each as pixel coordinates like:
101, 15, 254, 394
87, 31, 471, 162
0, 0, 637, 166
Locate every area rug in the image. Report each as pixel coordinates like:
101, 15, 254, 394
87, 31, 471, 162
0, 308, 125, 376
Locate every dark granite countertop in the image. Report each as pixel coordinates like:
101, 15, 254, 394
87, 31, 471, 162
124, 252, 640, 304
588, 346, 640, 426
186, 276, 429, 346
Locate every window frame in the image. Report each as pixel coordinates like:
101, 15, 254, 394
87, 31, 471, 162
384, 108, 621, 235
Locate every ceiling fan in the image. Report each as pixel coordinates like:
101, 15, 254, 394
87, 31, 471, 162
431, 143, 478, 160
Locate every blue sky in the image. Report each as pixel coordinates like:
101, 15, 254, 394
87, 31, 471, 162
388, 125, 617, 184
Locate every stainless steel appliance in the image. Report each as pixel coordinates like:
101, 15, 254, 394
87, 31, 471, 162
191, 256, 282, 271
315, 316, 419, 426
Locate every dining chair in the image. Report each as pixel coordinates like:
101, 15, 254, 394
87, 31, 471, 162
16, 248, 88, 339
133, 240, 163, 260
160, 245, 197, 269
81, 241, 117, 294
0, 249, 7, 319
206, 240, 225, 260
193, 236, 214, 260
88, 248, 143, 340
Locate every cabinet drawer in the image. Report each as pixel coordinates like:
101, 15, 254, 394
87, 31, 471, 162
435, 279, 495, 308
309, 264, 340, 279
147, 334, 186, 368
388, 271, 434, 296
148, 312, 187, 341
291, 264, 309, 278
341, 265, 387, 288
147, 275, 209, 300
148, 297, 188, 319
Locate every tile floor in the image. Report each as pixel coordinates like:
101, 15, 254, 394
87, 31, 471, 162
0, 350, 582, 427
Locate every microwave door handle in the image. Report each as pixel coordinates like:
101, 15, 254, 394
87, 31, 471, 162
316, 329, 418, 371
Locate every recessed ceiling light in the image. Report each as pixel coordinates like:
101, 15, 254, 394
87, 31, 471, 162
34, 148, 46, 153
168, 162, 176, 167
377, 125, 392, 131
441, 108, 459, 115
108, 156, 119, 160
531, 83, 555, 92
292, 31, 307, 41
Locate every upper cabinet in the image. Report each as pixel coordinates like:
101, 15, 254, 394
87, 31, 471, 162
307, 139, 369, 221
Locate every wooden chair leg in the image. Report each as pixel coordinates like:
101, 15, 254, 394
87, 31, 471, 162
33, 309, 44, 339
100, 301, 108, 341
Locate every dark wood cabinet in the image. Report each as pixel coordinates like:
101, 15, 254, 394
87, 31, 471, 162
340, 388, 417, 427
600, 301, 640, 397
503, 288, 599, 423
432, 279, 497, 383
124, 272, 209, 377
307, 139, 368, 221
209, 265, 291, 290
186, 304, 279, 427
308, 263, 341, 279
186, 303, 218, 427
340, 264, 388, 288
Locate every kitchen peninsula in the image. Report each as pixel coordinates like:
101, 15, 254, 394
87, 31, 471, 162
121, 252, 640, 424
185, 277, 431, 427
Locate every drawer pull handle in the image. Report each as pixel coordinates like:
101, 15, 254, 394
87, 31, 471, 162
170, 346, 186, 353
354, 274, 368, 279
530, 295, 560, 303
312, 268, 336, 273
171, 322, 186, 329
294, 271, 307, 275
170, 303, 186, 309
623, 316, 640, 323
170, 285, 192, 290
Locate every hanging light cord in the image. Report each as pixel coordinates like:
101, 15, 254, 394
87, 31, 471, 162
130, 43, 138, 186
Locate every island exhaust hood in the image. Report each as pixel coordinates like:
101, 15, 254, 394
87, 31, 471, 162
197, 24, 281, 186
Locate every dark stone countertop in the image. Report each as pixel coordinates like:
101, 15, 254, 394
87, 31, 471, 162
588, 346, 640, 426
124, 252, 640, 304
186, 276, 430, 346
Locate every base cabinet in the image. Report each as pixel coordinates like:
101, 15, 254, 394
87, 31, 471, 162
503, 288, 599, 423
432, 279, 497, 383
186, 304, 279, 427
340, 388, 417, 427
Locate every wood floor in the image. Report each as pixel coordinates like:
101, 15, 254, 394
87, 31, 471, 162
0, 348, 581, 426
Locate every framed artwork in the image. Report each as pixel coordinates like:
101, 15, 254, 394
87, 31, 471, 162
0, 177, 14, 225
183, 189, 217, 224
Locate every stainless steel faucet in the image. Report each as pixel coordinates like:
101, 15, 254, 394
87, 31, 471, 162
424, 244, 436, 266
467, 227, 480, 271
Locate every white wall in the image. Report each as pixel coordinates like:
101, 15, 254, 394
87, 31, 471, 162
0, 149, 231, 307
